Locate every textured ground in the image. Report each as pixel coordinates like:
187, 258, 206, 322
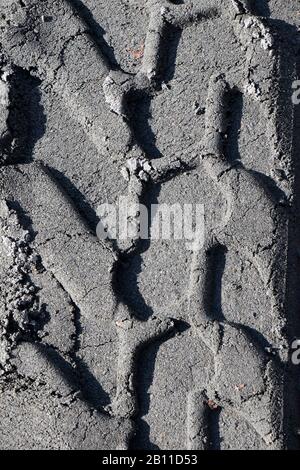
0, 0, 300, 450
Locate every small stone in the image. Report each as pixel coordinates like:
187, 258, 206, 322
30, 254, 40, 265
161, 81, 170, 90
142, 161, 152, 173
244, 18, 253, 29
138, 170, 149, 182
193, 101, 205, 115
127, 158, 138, 173
206, 399, 219, 410
128, 45, 144, 60
235, 384, 246, 391
272, 168, 286, 181
41, 15, 53, 23
121, 166, 130, 181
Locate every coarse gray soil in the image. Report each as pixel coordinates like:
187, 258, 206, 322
1, 0, 300, 450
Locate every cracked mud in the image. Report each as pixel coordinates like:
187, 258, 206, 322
1, 0, 300, 450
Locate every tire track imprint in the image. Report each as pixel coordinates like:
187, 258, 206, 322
0, 0, 297, 450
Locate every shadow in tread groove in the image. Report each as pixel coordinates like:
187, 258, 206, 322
283, 47, 300, 450
205, 245, 227, 323
224, 88, 243, 163
158, 23, 182, 85
127, 90, 162, 159
42, 165, 100, 232
130, 321, 190, 450
35, 342, 111, 409
3, 67, 46, 165
251, 0, 271, 17
65, 0, 119, 69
